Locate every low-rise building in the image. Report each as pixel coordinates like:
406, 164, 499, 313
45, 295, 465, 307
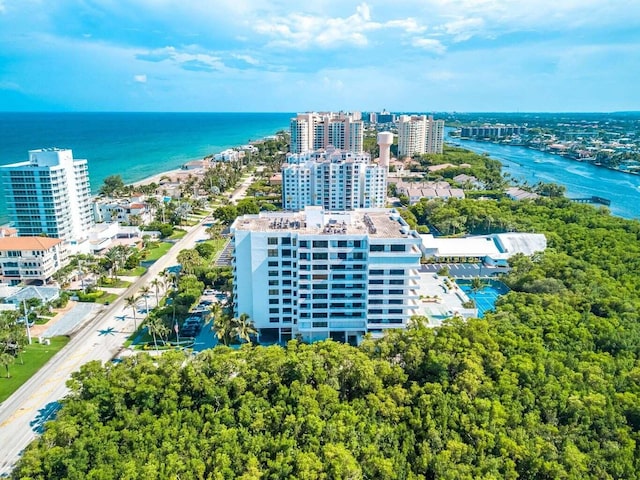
231, 207, 422, 345
0, 237, 68, 286
420, 232, 547, 266
93, 198, 151, 224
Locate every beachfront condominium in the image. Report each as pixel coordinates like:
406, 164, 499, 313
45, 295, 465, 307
281, 147, 387, 211
290, 112, 364, 154
231, 206, 422, 345
1, 148, 94, 244
397, 115, 445, 156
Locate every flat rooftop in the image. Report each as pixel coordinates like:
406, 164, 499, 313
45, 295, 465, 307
233, 208, 414, 239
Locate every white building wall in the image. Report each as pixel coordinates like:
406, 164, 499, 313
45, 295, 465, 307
231, 208, 422, 345
1, 148, 94, 243
281, 149, 387, 211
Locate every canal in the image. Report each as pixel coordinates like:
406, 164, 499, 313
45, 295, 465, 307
446, 129, 640, 220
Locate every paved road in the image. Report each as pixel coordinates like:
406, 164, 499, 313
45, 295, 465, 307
0, 213, 214, 476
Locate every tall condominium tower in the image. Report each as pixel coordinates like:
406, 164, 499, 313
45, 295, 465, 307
290, 112, 364, 154
397, 115, 445, 156
281, 147, 387, 211
231, 207, 422, 345
1, 148, 94, 244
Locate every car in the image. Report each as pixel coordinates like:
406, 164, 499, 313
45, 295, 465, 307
203, 289, 216, 296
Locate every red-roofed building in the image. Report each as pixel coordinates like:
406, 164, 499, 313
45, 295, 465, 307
0, 236, 68, 285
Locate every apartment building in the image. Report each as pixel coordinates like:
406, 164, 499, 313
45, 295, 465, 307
281, 148, 387, 211
0, 236, 67, 286
290, 112, 364, 153
1, 148, 94, 244
397, 115, 445, 156
231, 207, 422, 345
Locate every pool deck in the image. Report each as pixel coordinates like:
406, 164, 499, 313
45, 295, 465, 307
415, 272, 478, 327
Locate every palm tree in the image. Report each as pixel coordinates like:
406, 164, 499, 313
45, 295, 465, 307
213, 315, 234, 346
0, 352, 15, 378
146, 315, 167, 350
124, 295, 139, 332
139, 285, 151, 314
150, 278, 163, 305
471, 277, 486, 293
233, 313, 257, 344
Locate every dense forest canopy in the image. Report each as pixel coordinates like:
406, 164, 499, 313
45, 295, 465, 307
12, 197, 640, 479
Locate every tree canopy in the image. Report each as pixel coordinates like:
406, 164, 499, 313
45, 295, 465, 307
12, 192, 640, 479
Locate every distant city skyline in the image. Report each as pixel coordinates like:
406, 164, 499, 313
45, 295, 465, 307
1, 1, 639, 112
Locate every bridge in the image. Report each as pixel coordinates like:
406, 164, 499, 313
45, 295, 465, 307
571, 196, 611, 206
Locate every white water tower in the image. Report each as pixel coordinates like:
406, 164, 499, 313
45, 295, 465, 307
377, 131, 393, 168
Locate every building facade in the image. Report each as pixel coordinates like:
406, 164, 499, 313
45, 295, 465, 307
290, 112, 364, 154
0, 237, 67, 286
281, 148, 387, 211
397, 115, 445, 156
231, 207, 422, 345
1, 149, 94, 244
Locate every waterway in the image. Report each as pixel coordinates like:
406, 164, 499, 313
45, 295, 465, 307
446, 129, 640, 220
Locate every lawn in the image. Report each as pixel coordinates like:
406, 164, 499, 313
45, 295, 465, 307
97, 278, 132, 288
0, 336, 70, 403
168, 229, 187, 240
95, 293, 119, 305
118, 266, 147, 277
144, 241, 172, 261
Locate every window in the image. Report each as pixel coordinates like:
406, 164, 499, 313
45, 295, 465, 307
268, 237, 278, 245
268, 261, 278, 267
268, 271, 278, 277
369, 245, 384, 252
269, 289, 279, 296
313, 240, 328, 248
268, 249, 278, 257
281, 237, 291, 245
313, 252, 328, 260
390, 279, 404, 285
389, 289, 403, 295
312, 321, 328, 327
391, 245, 406, 252
313, 293, 328, 299
269, 298, 279, 304
390, 269, 404, 275
269, 308, 279, 314
269, 279, 278, 286
299, 241, 309, 248
389, 309, 403, 314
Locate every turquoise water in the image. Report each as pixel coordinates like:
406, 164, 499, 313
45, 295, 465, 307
456, 279, 509, 318
0, 112, 292, 224
446, 127, 640, 220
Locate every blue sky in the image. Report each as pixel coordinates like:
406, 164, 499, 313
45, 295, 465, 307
1, 0, 639, 112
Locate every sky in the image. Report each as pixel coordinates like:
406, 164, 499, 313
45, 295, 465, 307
1, 0, 639, 112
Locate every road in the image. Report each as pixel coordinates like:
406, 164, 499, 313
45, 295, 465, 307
0, 208, 216, 475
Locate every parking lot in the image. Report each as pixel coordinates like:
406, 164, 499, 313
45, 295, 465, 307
420, 263, 510, 278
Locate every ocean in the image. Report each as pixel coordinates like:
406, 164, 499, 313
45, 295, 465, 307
0, 112, 292, 224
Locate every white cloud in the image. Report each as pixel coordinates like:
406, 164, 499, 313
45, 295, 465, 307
254, 2, 381, 49
232, 54, 259, 66
411, 38, 446, 55
133, 74, 147, 83
439, 17, 485, 42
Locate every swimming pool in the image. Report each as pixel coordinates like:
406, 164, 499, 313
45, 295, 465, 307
456, 279, 510, 318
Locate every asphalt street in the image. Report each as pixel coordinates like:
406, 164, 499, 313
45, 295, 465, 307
0, 196, 226, 476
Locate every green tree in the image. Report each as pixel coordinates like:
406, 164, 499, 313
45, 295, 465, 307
99, 174, 125, 196
124, 295, 139, 332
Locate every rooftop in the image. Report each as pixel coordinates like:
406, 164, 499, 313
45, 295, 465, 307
233, 207, 414, 239
0, 237, 62, 251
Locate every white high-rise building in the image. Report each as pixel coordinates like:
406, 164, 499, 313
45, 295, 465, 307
290, 112, 364, 154
281, 147, 387, 211
1, 148, 94, 244
231, 207, 422, 345
397, 115, 445, 156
